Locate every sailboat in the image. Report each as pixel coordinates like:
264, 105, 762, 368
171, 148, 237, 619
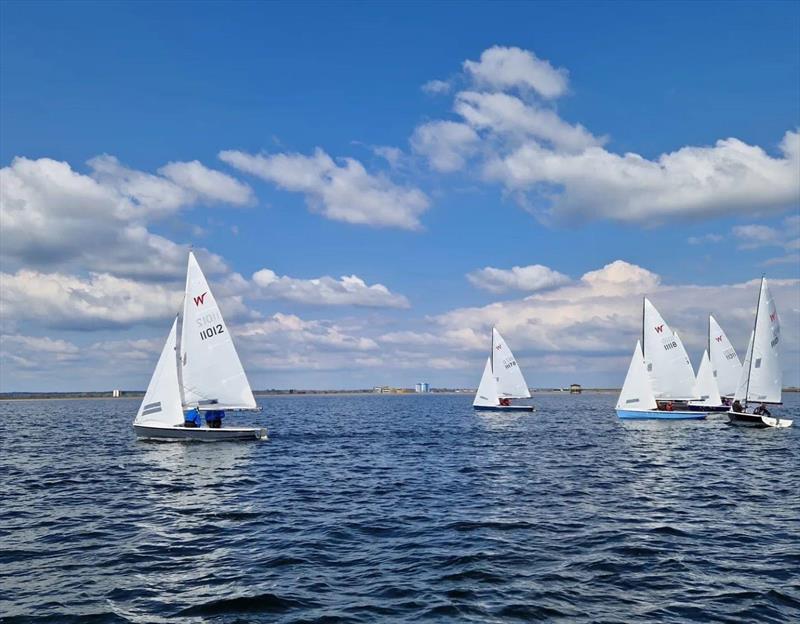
133, 252, 267, 441
473, 327, 534, 412
708, 315, 742, 400
616, 299, 705, 419
729, 277, 791, 428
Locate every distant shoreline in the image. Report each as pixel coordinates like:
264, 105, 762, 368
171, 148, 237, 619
3, 388, 798, 401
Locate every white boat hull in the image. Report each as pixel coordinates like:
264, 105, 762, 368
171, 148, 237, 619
133, 424, 268, 441
727, 412, 793, 428
616, 408, 707, 420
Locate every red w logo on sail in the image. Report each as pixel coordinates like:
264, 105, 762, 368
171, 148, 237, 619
193, 292, 208, 306
715, 335, 723, 342
770, 312, 777, 322
495, 344, 503, 350
654, 325, 664, 333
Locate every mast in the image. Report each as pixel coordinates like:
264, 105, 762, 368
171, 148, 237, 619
490, 326, 494, 374
641, 297, 645, 360
744, 276, 764, 407
707, 315, 710, 361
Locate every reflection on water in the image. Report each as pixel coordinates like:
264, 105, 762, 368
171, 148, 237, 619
1, 393, 799, 623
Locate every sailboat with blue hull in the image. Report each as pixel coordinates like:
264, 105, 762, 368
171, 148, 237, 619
616, 298, 706, 420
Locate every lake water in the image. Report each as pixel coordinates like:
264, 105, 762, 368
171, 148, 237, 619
1, 393, 799, 623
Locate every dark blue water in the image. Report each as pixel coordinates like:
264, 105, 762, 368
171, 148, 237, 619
2, 393, 799, 623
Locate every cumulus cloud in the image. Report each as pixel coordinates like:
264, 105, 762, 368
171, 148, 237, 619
422, 79, 451, 95
248, 269, 409, 308
158, 160, 255, 205
219, 148, 430, 229
413, 45, 799, 224
467, 264, 571, 294
410, 121, 480, 172
0, 156, 230, 280
463, 46, 569, 99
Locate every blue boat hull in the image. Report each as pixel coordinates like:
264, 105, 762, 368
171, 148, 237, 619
616, 409, 707, 420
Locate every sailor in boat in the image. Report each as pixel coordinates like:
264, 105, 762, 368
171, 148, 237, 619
184, 408, 202, 428
205, 409, 225, 429
499, 398, 511, 407
753, 403, 771, 417
731, 399, 745, 413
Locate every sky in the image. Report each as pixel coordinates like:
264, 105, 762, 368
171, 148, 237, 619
1, 0, 799, 392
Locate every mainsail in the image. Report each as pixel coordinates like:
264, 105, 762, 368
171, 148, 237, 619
180, 252, 256, 410
734, 278, 781, 404
616, 341, 657, 411
134, 318, 184, 427
642, 298, 696, 400
492, 328, 531, 399
708, 315, 742, 398
690, 350, 722, 407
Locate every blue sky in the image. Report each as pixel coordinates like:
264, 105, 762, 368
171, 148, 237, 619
1, 1, 799, 391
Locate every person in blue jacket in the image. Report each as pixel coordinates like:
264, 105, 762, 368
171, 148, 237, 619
183, 408, 202, 428
205, 409, 225, 429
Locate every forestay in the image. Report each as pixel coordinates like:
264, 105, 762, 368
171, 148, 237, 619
643, 298, 696, 400
473, 357, 499, 407
708, 315, 741, 398
616, 341, 657, 411
690, 350, 722, 406
134, 318, 184, 427
492, 328, 531, 399
735, 278, 781, 404
180, 252, 257, 410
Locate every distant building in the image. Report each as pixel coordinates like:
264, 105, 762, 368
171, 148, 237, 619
112, 389, 121, 398
415, 382, 430, 393
570, 384, 582, 394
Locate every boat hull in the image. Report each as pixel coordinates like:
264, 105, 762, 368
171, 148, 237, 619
616, 409, 707, 420
473, 404, 535, 412
727, 412, 793, 428
686, 404, 730, 413
133, 424, 268, 441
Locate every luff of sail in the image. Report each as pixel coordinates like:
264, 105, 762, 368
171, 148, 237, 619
180, 252, 257, 410
642, 298, 696, 400
616, 341, 657, 411
473, 357, 499, 407
736, 278, 782, 405
708, 315, 741, 398
492, 328, 531, 398
134, 318, 184, 427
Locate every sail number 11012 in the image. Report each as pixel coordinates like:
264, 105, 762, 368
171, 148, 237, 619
200, 324, 224, 341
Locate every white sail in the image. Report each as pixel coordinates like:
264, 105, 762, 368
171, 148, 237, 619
473, 357, 499, 407
492, 328, 531, 398
744, 278, 782, 404
180, 252, 256, 410
642, 298, 696, 400
134, 318, 184, 427
689, 350, 722, 406
616, 341, 657, 410
708, 315, 742, 398
734, 331, 754, 402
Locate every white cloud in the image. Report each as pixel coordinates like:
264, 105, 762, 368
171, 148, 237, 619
410, 121, 480, 172
455, 91, 602, 153
483, 131, 800, 224
467, 264, 571, 294
158, 160, 255, 205
248, 269, 409, 308
219, 148, 430, 229
463, 46, 569, 99
0, 156, 230, 280
422, 79, 451, 95
688, 233, 723, 245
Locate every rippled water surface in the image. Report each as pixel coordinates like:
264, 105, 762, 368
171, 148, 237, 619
2, 393, 799, 623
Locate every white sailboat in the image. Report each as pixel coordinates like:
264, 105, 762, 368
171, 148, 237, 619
473, 327, 534, 412
688, 349, 724, 411
616, 299, 705, 419
729, 277, 791, 428
133, 252, 267, 441
708, 315, 742, 399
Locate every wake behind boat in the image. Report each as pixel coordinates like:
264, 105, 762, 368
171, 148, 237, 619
728, 277, 791, 428
473, 328, 534, 412
133, 252, 267, 441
